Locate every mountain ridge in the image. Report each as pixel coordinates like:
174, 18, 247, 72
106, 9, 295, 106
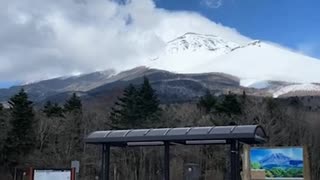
1, 66, 320, 105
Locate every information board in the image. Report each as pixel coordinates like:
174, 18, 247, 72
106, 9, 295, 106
33, 169, 71, 180
250, 147, 304, 179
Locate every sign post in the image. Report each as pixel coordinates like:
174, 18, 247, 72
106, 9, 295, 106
71, 160, 80, 180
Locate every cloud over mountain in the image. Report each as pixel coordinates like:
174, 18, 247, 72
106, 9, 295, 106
0, 0, 249, 83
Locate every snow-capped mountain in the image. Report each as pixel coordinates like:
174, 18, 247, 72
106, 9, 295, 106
259, 153, 303, 169
149, 32, 320, 83
146, 32, 320, 96
260, 153, 291, 166
1, 32, 320, 102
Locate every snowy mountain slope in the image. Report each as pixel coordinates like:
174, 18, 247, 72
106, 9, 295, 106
198, 41, 320, 83
272, 83, 320, 98
240, 80, 320, 97
145, 32, 320, 96
148, 33, 320, 84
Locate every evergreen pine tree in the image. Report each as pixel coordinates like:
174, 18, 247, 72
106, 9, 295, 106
0, 103, 7, 160
216, 92, 242, 117
110, 77, 161, 129
197, 90, 217, 113
43, 100, 64, 117
138, 77, 161, 123
64, 93, 82, 113
3, 89, 35, 165
110, 84, 140, 128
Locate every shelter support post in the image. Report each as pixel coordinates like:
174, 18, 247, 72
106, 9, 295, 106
164, 142, 170, 180
101, 144, 110, 180
230, 140, 240, 180
242, 144, 251, 180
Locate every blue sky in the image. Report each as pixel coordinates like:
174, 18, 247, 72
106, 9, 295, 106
0, 82, 20, 89
250, 147, 303, 163
155, 0, 320, 58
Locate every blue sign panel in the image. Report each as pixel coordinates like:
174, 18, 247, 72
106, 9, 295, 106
250, 147, 304, 178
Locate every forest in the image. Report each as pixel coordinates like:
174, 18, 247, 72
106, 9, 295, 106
0, 77, 320, 180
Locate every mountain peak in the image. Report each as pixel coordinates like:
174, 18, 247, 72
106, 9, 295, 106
166, 32, 240, 54
260, 153, 291, 165
177, 32, 218, 39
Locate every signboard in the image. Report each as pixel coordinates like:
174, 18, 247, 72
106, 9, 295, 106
71, 161, 80, 173
33, 169, 72, 180
250, 147, 304, 179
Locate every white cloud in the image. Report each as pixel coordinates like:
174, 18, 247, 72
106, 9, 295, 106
201, 0, 223, 8
0, 0, 249, 83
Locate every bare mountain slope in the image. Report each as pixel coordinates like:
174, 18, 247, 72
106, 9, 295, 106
0, 67, 241, 104
0, 69, 115, 102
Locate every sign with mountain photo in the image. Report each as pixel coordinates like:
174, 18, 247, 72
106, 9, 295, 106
250, 147, 304, 179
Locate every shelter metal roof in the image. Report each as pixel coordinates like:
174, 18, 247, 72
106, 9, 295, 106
85, 125, 267, 146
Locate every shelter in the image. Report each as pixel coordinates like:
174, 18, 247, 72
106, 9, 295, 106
85, 125, 267, 180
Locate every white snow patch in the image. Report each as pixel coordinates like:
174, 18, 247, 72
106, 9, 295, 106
248, 81, 271, 89
272, 84, 320, 98
240, 79, 267, 88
